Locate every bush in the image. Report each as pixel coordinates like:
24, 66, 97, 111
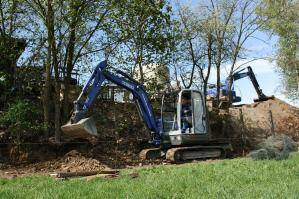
0, 100, 45, 144
0, 71, 9, 108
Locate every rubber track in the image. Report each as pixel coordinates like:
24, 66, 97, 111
166, 146, 223, 163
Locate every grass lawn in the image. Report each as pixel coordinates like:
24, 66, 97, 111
1, 153, 299, 199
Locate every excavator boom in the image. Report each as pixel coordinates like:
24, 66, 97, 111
61, 60, 161, 144
232, 66, 274, 102
206, 66, 274, 106
61, 60, 231, 163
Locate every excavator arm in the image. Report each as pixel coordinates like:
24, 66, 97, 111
62, 60, 161, 145
232, 66, 274, 102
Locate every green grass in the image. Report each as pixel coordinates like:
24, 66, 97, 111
1, 153, 299, 199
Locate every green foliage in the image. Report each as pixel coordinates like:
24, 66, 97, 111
0, 71, 9, 108
257, 0, 299, 100
105, 0, 173, 83
0, 153, 299, 198
0, 71, 9, 90
0, 100, 45, 144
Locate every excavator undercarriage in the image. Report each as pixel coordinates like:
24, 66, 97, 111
139, 143, 231, 163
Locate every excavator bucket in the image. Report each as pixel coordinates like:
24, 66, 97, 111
61, 117, 98, 138
253, 95, 275, 102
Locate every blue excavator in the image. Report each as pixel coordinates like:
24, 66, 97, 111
206, 66, 274, 107
61, 60, 230, 163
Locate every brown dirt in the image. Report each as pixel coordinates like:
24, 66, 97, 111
0, 101, 158, 178
227, 98, 299, 150
0, 139, 164, 179
0, 149, 105, 179
1, 98, 298, 178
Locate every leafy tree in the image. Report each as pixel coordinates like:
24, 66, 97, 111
25, 0, 111, 141
257, 0, 299, 100
0, 0, 27, 87
104, 0, 173, 86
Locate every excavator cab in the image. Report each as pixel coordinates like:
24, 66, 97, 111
161, 89, 209, 146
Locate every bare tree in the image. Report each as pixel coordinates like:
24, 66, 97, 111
210, 0, 237, 105
175, 3, 216, 94
175, 0, 263, 108
226, 0, 263, 103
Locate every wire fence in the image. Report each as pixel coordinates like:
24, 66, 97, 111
0, 136, 270, 146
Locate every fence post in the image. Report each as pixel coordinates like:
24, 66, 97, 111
239, 109, 246, 155
268, 109, 275, 137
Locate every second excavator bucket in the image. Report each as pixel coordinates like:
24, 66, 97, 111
61, 117, 98, 138
253, 95, 275, 102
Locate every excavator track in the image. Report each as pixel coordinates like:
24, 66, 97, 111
139, 148, 166, 160
165, 145, 229, 163
140, 144, 231, 163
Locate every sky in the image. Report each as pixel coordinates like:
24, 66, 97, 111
173, 0, 298, 107
15, 0, 297, 107
92, 1, 299, 107
208, 31, 299, 107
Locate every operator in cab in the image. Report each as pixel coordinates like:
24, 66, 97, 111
181, 95, 192, 133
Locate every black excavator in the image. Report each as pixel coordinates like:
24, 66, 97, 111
61, 60, 231, 163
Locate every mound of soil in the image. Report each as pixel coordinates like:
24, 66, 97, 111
53, 150, 107, 172
228, 98, 299, 149
0, 149, 109, 178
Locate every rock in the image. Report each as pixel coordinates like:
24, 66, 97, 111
249, 134, 298, 160
261, 134, 298, 152
248, 149, 269, 160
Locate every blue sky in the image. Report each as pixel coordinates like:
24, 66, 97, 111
217, 32, 298, 107
15, 0, 297, 107
174, 0, 298, 107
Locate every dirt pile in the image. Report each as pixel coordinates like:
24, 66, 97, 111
0, 149, 108, 178
53, 150, 107, 172
229, 98, 299, 148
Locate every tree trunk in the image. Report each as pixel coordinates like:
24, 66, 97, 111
216, 65, 221, 104
138, 62, 144, 83
63, 12, 77, 122
43, 45, 51, 139
215, 41, 223, 107
42, 0, 55, 140
47, 0, 61, 143
137, 48, 144, 83
227, 74, 234, 105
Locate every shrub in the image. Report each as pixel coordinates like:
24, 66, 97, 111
0, 100, 45, 144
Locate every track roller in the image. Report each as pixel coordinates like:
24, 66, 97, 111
139, 148, 165, 160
